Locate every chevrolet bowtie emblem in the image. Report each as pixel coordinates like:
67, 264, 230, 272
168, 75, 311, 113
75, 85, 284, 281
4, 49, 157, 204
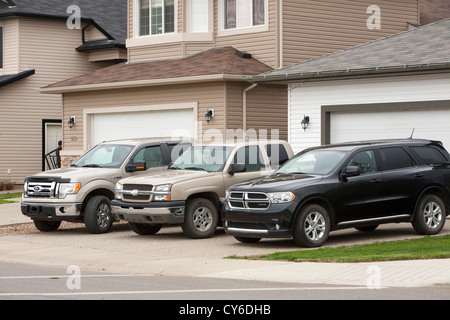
131, 189, 139, 197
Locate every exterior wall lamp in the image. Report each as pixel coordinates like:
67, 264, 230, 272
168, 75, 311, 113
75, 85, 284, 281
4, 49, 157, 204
68, 116, 76, 129
205, 109, 215, 124
301, 115, 310, 131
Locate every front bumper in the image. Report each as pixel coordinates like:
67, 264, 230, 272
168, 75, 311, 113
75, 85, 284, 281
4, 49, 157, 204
21, 201, 83, 220
111, 200, 186, 224
222, 202, 297, 239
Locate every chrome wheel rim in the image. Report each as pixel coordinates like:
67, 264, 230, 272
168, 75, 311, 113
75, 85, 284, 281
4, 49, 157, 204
193, 207, 213, 232
97, 203, 111, 229
424, 201, 443, 229
304, 211, 326, 241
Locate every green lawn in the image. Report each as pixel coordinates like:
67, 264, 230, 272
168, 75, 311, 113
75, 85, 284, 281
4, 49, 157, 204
0, 193, 22, 204
228, 235, 450, 263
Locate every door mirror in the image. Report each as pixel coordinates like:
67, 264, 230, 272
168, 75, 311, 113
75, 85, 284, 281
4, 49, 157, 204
228, 163, 246, 175
125, 161, 147, 173
341, 166, 361, 180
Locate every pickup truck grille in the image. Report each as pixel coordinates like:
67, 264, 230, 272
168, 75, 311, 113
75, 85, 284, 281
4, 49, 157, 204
25, 181, 57, 198
228, 192, 270, 210
122, 184, 153, 202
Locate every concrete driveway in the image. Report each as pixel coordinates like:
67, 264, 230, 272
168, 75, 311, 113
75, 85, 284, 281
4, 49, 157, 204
0, 200, 449, 289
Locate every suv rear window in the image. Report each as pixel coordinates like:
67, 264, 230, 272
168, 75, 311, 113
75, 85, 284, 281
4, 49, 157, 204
411, 146, 448, 165
379, 147, 414, 171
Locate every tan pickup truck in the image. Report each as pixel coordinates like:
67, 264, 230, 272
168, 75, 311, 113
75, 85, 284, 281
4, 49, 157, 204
21, 138, 190, 234
111, 140, 293, 238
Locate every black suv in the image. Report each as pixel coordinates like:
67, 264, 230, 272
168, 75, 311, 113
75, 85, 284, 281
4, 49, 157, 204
223, 139, 450, 247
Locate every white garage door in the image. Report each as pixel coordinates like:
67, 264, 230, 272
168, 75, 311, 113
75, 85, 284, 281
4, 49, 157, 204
330, 109, 450, 149
91, 109, 194, 146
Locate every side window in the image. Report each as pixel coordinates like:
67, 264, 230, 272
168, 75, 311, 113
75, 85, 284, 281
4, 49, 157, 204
379, 147, 414, 171
346, 150, 377, 174
411, 146, 447, 165
133, 146, 163, 169
233, 146, 265, 172
266, 144, 289, 169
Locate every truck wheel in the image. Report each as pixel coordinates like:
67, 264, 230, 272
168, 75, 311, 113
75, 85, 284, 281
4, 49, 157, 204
412, 194, 446, 235
84, 195, 113, 234
128, 222, 162, 235
293, 204, 330, 248
33, 220, 61, 232
182, 198, 218, 239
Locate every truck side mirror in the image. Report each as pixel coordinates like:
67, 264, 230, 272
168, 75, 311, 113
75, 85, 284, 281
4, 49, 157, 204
228, 163, 246, 175
340, 166, 361, 181
125, 161, 147, 173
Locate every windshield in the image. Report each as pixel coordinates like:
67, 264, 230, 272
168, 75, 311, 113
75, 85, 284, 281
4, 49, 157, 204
277, 149, 347, 175
73, 144, 134, 168
169, 146, 234, 172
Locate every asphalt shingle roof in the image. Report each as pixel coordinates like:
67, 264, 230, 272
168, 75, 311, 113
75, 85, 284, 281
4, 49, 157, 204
252, 18, 450, 82
0, 0, 127, 45
44, 47, 273, 89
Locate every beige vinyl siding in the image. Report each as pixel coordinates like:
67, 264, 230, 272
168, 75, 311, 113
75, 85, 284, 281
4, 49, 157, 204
0, 18, 106, 183
129, 42, 184, 62
0, 19, 19, 74
214, 0, 279, 69
62, 82, 228, 152
282, 0, 419, 66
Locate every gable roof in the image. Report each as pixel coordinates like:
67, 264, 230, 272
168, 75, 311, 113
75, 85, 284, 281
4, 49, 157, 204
251, 18, 450, 83
42, 47, 273, 93
0, 0, 127, 47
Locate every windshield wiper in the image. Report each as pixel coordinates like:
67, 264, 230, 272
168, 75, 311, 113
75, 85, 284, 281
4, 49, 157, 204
82, 164, 103, 168
70, 164, 78, 167
183, 167, 208, 171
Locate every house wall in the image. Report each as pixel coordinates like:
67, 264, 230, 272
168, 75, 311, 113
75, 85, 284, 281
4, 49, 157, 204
288, 73, 450, 153
282, 0, 419, 66
0, 17, 105, 183
126, 0, 418, 68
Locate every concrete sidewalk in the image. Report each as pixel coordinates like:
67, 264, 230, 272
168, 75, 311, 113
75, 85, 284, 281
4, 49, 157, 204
0, 189, 30, 226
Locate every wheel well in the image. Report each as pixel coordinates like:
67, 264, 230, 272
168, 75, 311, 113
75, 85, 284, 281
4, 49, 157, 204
418, 187, 449, 215
81, 189, 115, 214
186, 192, 221, 211
294, 197, 336, 227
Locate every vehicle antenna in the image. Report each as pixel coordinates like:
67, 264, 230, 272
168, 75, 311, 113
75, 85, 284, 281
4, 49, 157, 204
409, 128, 415, 139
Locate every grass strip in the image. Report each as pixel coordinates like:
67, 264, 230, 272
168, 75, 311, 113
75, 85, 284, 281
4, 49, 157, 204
0, 193, 23, 204
228, 235, 450, 263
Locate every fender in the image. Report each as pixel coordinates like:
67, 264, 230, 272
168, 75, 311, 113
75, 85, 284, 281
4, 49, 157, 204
292, 195, 337, 229
411, 185, 450, 221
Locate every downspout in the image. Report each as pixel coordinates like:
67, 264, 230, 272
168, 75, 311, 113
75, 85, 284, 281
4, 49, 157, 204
243, 84, 257, 131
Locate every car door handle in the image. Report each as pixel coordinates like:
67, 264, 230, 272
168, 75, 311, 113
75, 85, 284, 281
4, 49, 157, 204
371, 179, 381, 183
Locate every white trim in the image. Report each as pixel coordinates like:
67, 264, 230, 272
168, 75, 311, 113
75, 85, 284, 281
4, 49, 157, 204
83, 102, 198, 151
127, 31, 213, 47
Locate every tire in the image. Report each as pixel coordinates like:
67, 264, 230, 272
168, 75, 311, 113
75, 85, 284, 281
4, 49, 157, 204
234, 236, 262, 243
412, 194, 446, 235
182, 198, 218, 239
33, 220, 61, 232
293, 204, 330, 248
355, 225, 379, 232
84, 195, 113, 234
128, 222, 162, 235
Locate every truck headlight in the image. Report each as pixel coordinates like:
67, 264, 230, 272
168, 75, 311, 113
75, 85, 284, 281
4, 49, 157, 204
115, 182, 123, 200
267, 192, 295, 204
58, 183, 81, 199
153, 184, 172, 201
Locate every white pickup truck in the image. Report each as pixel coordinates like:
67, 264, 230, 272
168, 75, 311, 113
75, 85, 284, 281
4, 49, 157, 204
21, 138, 190, 234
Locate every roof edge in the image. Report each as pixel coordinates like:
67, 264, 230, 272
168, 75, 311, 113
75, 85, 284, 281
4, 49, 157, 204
41, 74, 248, 94
0, 69, 35, 88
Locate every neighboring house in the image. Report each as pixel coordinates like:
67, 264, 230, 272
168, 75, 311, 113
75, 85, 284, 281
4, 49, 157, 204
0, 0, 127, 183
42, 0, 420, 167
249, 18, 450, 153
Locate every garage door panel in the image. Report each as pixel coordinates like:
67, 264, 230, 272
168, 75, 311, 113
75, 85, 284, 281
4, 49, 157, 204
331, 109, 450, 149
91, 109, 194, 146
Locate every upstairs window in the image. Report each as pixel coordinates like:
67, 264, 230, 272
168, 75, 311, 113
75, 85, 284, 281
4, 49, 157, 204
138, 0, 175, 36
223, 0, 265, 30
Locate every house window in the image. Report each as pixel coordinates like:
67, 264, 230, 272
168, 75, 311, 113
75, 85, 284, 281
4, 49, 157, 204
223, 0, 265, 30
138, 0, 175, 36
191, 0, 209, 33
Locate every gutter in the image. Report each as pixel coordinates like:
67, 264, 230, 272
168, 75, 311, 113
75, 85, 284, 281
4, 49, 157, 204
40, 74, 248, 94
